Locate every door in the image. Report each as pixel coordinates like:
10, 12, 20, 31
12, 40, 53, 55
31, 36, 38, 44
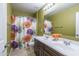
0, 3, 7, 56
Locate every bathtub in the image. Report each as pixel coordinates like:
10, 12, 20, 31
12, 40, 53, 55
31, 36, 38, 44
0, 40, 6, 56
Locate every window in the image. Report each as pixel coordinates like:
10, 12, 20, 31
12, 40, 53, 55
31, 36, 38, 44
76, 12, 79, 37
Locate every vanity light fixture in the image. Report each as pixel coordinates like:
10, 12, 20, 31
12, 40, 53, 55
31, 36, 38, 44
43, 3, 55, 11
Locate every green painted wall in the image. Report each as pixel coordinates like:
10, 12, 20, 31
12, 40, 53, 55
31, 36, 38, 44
49, 4, 79, 39
12, 9, 33, 17
36, 10, 44, 36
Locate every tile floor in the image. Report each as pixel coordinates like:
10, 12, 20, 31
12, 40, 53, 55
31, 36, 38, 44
9, 47, 35, 56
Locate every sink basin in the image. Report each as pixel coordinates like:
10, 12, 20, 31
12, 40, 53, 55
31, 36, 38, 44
52, 41, 63, 45
67, 43, 79, 50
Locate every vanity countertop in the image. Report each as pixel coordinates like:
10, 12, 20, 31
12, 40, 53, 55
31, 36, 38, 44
33, 36, 79, 56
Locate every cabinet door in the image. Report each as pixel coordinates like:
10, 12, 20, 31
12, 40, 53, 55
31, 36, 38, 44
34, 39, 39, 56
38, 47, 44, 56
43, 50, 50, 56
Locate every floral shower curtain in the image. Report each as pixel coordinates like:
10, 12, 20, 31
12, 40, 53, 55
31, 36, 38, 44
11, 16, 36, 49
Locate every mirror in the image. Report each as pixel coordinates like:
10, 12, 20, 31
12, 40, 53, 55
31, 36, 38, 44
44, 16, 53, 35
43, 3, 79, 41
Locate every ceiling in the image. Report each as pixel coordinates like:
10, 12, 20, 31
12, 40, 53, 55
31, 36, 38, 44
11, 3, 79, 17
11, 3, 45, 14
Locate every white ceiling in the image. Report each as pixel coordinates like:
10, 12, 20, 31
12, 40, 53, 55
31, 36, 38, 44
11, 3, 79, 16
11, 3, 45, 14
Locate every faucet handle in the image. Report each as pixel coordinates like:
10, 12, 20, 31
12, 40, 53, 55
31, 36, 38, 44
63, 40, 71, 45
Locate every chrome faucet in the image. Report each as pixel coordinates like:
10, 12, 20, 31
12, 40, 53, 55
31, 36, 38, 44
63, 40, 71, 45
43, 34, 49, 39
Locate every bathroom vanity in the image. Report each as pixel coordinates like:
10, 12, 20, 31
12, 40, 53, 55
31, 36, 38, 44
34, 38, 64, 56
34, 36, 79, 56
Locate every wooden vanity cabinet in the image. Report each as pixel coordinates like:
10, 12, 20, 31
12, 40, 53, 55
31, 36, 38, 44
34, 38, 64, 56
